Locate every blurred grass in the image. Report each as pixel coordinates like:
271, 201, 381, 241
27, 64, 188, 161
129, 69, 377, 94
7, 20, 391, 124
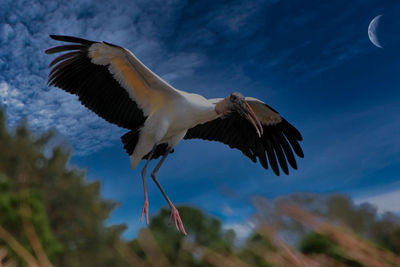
2, 182, 400, 266
113, 198, 400, 267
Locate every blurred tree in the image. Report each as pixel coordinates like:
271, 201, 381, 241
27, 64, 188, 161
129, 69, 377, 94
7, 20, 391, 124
237, 232, 275, 267
0, 183, 62, 265
129, 206, 236, 266
325, 195, 376, 236
0, 109, 129, 266
37, 147, 128, 267
286, 193, 400, 255
369, 212, 400, 254
300, 232, 363, 267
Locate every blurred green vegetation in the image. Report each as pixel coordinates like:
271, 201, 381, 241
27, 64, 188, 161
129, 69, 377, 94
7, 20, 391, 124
285, 193, 400, 254
300, 232, 363, 267
0, 108, 399, 266
0, 109, 127, 266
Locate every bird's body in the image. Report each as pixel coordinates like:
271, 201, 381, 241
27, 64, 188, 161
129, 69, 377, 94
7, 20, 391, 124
129, 91, 218, 169
46, 35, 304, 235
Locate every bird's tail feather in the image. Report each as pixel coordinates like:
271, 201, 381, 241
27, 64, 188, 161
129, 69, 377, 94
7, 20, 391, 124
121, 130, 140, 156
121, 130, 175, 170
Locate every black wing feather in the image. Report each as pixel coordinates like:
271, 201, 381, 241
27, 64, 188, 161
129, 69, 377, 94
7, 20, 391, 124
275, 130, 297, 169
49, 35, 95, 45
48, 51, 81, 67
269, 131, 288, 175
45, 45, 86, 54
184, 111, 303, 176
46, 35, 146, 130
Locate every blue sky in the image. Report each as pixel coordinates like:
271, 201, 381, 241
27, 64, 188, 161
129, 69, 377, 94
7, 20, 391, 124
1, 0, 400, 238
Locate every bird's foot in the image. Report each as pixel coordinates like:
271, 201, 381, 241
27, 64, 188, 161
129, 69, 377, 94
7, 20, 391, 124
140, 199, 149, 224
169, 205, 187, 235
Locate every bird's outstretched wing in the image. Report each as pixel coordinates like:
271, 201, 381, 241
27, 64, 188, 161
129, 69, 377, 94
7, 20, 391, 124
184, 97, 304, 175
46, 35, 180, 130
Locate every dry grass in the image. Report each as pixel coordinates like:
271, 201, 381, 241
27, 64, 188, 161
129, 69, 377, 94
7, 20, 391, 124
1, 196, 399, 266
121, 197, 400, 267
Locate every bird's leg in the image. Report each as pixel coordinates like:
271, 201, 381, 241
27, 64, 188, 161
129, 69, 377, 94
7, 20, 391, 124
150, 148, 187, 235
140, 145, 157, 224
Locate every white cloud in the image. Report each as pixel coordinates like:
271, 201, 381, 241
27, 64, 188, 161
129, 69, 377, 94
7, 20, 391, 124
0, 81, 24, 109
356, 189, 400, 214
209, 0, 280, 33
0, 82, 9, 98
223, 222, 254, 240
222, 204, 235, 216
0, 0, 207, 155
0, 0, 377, 157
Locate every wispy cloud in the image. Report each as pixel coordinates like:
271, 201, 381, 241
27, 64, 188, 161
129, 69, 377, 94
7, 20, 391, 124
0, 0, 386, 156
356, 188, 400, 214
223, 222, 254, 240
0, 0, 207, 155
0, 81, 24, 109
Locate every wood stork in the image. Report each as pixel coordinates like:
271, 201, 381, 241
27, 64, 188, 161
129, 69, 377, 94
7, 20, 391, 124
46, 35, 304, 235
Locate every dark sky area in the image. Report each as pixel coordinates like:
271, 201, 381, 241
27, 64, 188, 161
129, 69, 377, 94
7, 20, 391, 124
0, 0, 399, 238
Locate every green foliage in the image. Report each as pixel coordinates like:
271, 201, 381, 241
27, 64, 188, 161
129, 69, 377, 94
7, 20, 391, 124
300, 232, 338, 255
0, 108, 240, 266
0, 109, 129, 266
286, 193, 400, 256
300, 232, 363, 267
237, 233, 275, 267
145, 206, 235, 265
0, 187, 63, 263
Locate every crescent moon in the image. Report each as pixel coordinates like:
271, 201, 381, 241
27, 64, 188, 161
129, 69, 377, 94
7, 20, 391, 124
368, 15, 383, 49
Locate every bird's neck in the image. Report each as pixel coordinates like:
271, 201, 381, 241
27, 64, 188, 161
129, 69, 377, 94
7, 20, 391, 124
215, 98, 229, 115
185, 99, 220, 127
193, 99, 232, 126
193, 104, 220, 125
180, 93, 222, 127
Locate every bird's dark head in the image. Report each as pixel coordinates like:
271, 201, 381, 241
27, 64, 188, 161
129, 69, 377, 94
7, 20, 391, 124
225, 92, 263, 137
229, 92, 245, 106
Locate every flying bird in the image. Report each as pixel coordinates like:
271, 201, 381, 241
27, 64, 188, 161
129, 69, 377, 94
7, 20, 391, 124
46, 35, 304, 235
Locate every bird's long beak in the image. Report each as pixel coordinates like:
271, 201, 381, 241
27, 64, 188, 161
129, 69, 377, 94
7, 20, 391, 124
243, 102, 263, 138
